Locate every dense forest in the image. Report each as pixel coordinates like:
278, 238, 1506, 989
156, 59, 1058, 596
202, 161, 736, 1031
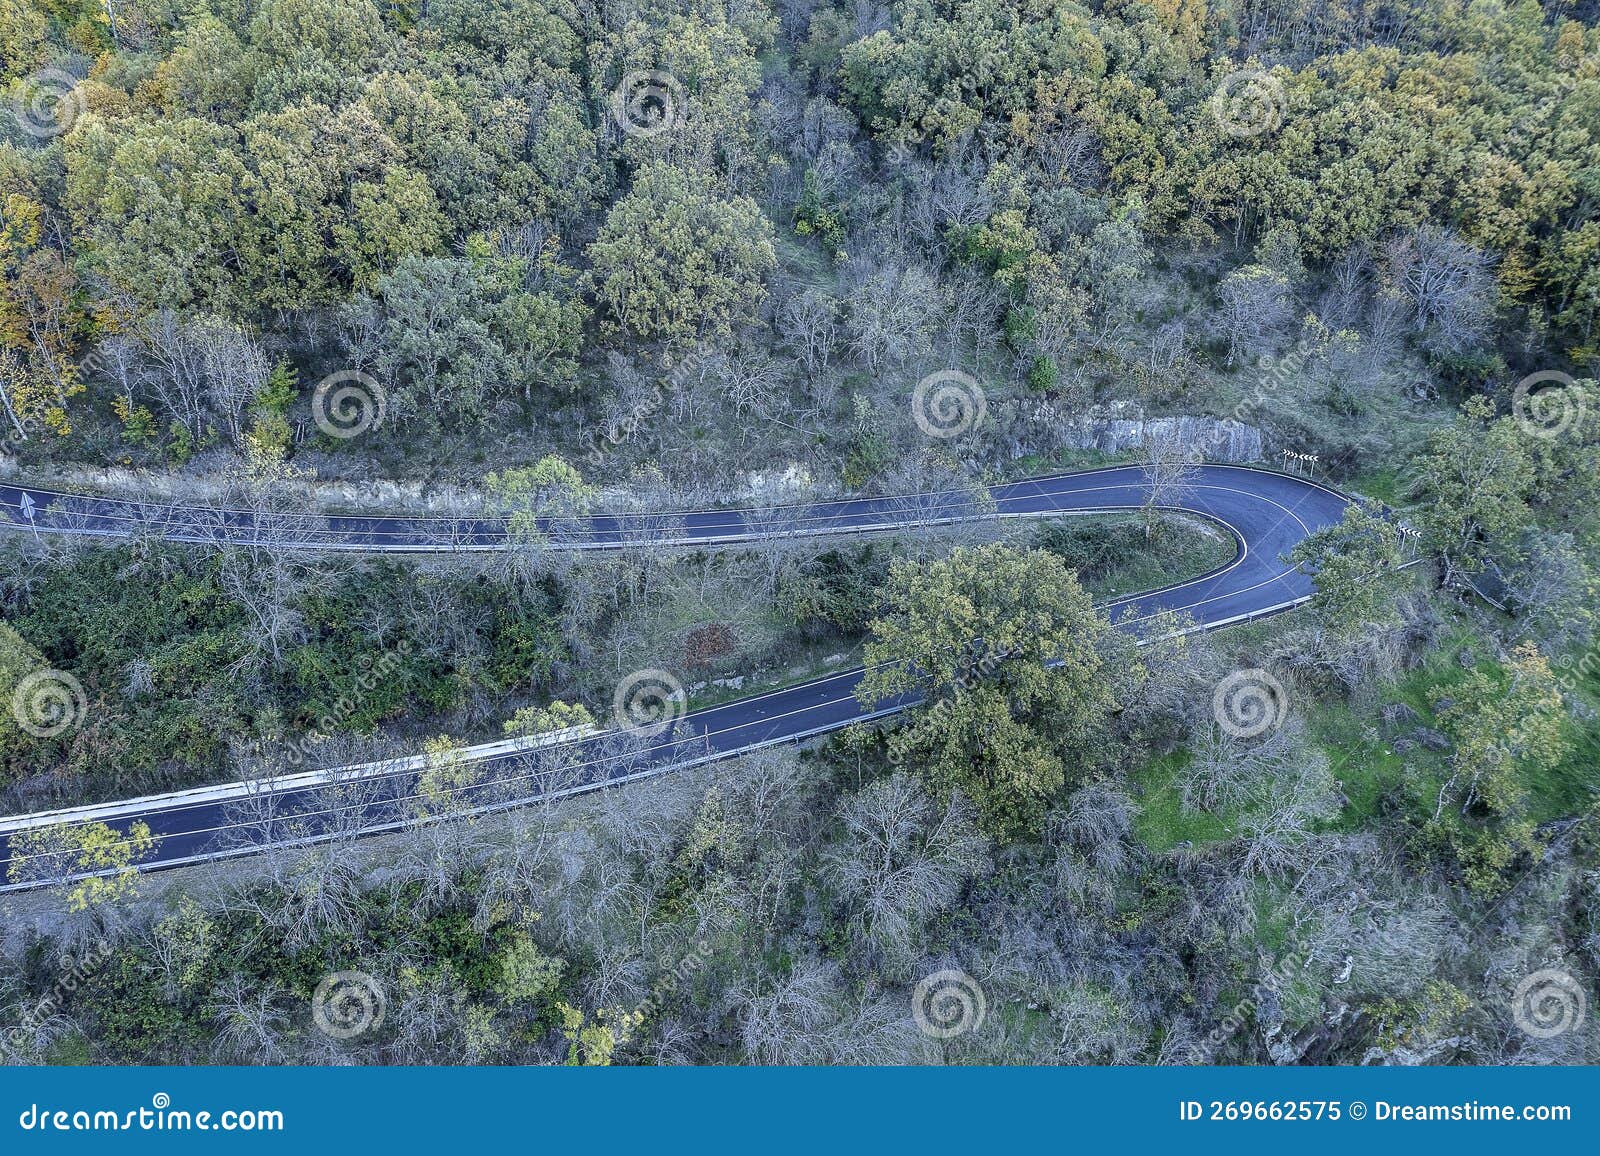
1, 0, 1598, 1065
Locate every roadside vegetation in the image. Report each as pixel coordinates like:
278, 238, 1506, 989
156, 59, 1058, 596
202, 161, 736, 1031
1, 0, 1596, 1066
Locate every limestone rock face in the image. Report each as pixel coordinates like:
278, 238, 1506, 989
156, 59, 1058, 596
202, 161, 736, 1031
1011, 400, 1265, 464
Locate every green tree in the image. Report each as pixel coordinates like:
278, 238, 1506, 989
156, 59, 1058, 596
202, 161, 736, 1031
557, 1002, 638, 1065
1409, 398, 1537, 588
1, 193, 86, 437
1288, 500, 1406, 641
1432, 642, 1571, 819
246, 0, 390, 111
1428, 642, 1572, 891
414, 734, 480, 818
151, 894, 218, 995
494, 928, 565, 1004
1526, 377, 1600, 546
587, 161, 775, 342
503, 699, 594, 739
150, 14, 252, 119
484, 455, 595, 544
0, 0, 49, 83
857, 544, 1114, 838
0, 619, 47, 763
354, 246, 583, 427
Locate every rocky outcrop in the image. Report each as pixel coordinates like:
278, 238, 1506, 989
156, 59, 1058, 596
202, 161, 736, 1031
0, 455, 485, 515
1381, 703, 1421, 731
733, 464, 823, 504
1410, 727, 1453, 753
1013, 400, 1265, 464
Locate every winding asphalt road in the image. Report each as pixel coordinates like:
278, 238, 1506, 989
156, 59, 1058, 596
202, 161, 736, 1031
0, 464, 1350, 889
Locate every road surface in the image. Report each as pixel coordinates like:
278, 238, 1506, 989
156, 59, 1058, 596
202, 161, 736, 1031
0, 464, 1350, 889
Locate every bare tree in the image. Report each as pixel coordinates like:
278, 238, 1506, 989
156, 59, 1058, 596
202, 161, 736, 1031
737, 954, 845, 1064
197, 322, 271, 445
878, 452, 996, 546
1031, 121, 1105, 190
712, 346, 785, 420
1180, 723, 1304, 815
211, 976, 291, 1064
206, 457, 326, 672
128, 311, 270, 445
1502, 529, 1596, 653
1139, 421, 1200, 538
820, 773, 989, 974
939, 267, 1005, 364
778, 289, 842, 376
1320, 244, 1373, 329
1215, 264, 1294, 366
903, 152, 994, 257
1237, 753, 1340, 879
129, 310, 208, 437
1384, 225, 1494, 354
842, 253, 949, 371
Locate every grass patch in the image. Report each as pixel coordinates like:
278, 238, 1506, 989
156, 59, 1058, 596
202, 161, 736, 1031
1091, 515, 1236, 599
1034, 512, 1237, 601
1347, 465, 1407, 507
1311, 620, 1598, 827
1130, 751, 1234, 852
